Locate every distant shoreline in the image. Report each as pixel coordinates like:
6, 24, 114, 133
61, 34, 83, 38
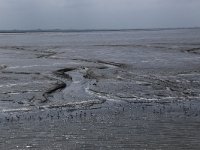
0, 27, 199, 33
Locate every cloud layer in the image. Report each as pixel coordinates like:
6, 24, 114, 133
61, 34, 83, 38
0, 0, 200, 29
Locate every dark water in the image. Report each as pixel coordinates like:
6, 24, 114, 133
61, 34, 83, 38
0, 29, 200, 149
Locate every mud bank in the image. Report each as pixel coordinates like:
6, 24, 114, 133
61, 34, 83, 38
0, 29, 200, 149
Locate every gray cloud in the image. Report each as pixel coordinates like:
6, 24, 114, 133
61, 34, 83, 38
0, 0, 200, 29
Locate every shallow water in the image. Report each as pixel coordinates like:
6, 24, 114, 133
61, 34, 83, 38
0, 29, 200, 149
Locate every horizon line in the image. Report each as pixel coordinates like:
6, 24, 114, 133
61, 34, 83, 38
0, 27, 200, 33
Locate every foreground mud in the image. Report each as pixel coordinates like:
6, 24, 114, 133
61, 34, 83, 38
0, 29, 200, 149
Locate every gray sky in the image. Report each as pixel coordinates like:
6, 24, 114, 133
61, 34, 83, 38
0, 0, 200, 29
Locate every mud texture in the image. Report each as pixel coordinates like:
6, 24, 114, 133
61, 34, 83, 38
0, 29, 200, 149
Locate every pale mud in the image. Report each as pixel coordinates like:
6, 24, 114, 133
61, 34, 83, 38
0, 29, 200, 149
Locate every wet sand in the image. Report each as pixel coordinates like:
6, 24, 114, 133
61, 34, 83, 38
0, 29, 200, 149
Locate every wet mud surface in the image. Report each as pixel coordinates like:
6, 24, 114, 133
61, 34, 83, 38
0, 29, 200, 149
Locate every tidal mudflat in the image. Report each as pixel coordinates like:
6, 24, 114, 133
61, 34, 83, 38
0, 29, 200, 149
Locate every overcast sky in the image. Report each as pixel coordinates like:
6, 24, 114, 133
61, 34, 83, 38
0, 0, 200, 29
